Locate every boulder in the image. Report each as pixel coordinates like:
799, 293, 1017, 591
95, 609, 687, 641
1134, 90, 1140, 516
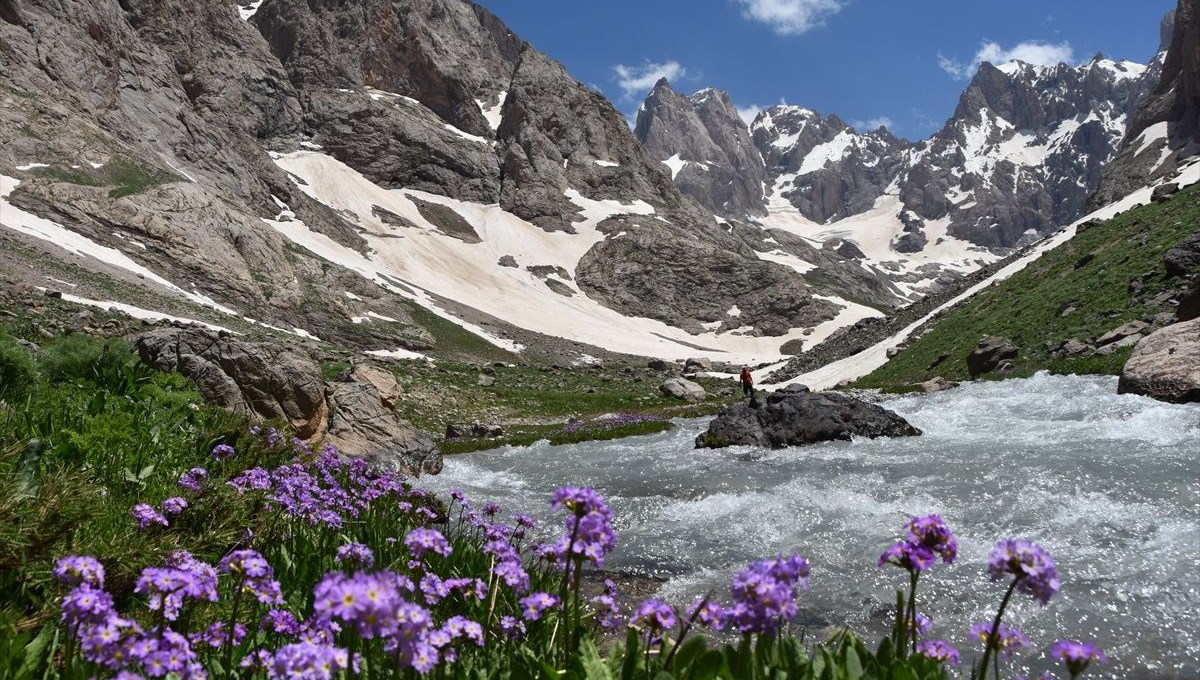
326, 381, 440, 476
1164, 231, 1200, 279
684, 357, 713, 373
1151, 182, 1180, 203
966, 336, 1019, 378
660, 378, 706, 402
1117, 318, 1200, 403
349, 363, 401, 410
1060, 339, 1094, 357
918, 376, 959, 393
695, 391, 921, 449
136, 328, 328, 439
1179, 280, 1200, 322
1096, 320, 1150, 346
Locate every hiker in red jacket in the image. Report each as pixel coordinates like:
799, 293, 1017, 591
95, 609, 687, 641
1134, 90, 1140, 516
740, 367, 754, 398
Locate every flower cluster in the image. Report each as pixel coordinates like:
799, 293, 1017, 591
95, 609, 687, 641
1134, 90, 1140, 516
178, 467, 208, 493
334, 542, 375, 569
519, 592, 559, 621
630, 599, 676, 646
590, 579, 622, 630
54, 555, 105, 588
405, 527, 453, 560
969, 621, 1030, 658
879, 514, 957, 573
211, 443, 236, 460
916, 640, 961, 664
135, 552, 219, 621
541, 486, 616, 570
987, 538, 1061, 605
218, 550, 283, 605
560, 413, 665, 434
132, 503, 169, 530
725, 553, 811, 634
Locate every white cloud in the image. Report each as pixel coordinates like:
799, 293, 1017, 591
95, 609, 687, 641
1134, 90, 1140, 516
938, 40, 1075, 79
613, 61, 687, 100
733, 0, 844, 35
851, 117, 894, 132
736, 105, 764, 125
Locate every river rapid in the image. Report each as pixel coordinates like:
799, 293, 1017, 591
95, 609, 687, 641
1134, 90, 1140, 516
423, 373, 1200, 678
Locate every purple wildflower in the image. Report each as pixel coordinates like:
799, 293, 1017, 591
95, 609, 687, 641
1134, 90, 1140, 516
727, 554, 811, 635
879, 541, 937, 573
219, 550, 283, 605
134, 556, 218, 621
405, 527, 452, 559
54, 555, 105, 588
906, 514, 958, 564
590, 580, 623, 630
519, 592, 560, 621
335, 543, 375, 569
60, 585, 114, 627
227, 467, 271, 493
267, 642, 348, 680
688, 598, 728, 631
178, 468, 208, 493
1051, 641, 1106, 678
261, 609, 302, 636
631, 599, 677, 645
544, 486, 617, 570
969, 621, 1030, 658
211, 443, 236, 460
909, 611, 932, 636
499, 615, 526, 639
988, 538, 1061, 605
161, 497, 188, 515
132, 503, 168, 530
482, 501, 502, 517
916, 640, 961, 664
493, 559, 530, 593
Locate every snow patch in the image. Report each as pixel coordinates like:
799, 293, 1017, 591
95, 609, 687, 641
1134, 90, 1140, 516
662, 154, 687, 180
366, 348, 428, 361
15, 163, 49, 171
237, 1, 263, 20
1133, 122, 1170, 158
593, 160, 620, 168
477, 91, 507, 131
799, 130, 855, 175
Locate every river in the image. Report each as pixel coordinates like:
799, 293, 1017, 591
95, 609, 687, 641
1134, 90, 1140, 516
423, 373, 1200, 678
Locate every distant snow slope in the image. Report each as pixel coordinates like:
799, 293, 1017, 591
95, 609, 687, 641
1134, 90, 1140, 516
268, 151, 877, 364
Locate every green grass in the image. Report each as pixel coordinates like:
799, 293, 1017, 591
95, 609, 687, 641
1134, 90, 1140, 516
400, 301, 518, 363
29, 157, 179, 198
854, 184, 1199, 389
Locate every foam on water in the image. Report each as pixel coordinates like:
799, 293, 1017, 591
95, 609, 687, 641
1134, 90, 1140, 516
425, 374, 1199, 678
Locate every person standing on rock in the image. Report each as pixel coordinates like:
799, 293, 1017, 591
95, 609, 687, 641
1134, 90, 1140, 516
740, 367, 754, 399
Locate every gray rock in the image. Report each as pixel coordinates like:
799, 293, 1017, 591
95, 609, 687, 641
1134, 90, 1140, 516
325, 380, 440, 476
498, 255, 519, 268
967, 336, 1019, 378
1096, 320, 1151, 346
695, 391, 920, 449
349, 363, 402, 410
1152, 182, 1181, 202
1179, 280, 1200, 321
684, 357, 713, 373
1118, 318, 1200, 403
1061, 339, 1094, 357
136, 328, 328, 439
918, 376, 959, 393
660, 377, 706, 402
1164, 231, 1200, 279
477, 373, 496, 387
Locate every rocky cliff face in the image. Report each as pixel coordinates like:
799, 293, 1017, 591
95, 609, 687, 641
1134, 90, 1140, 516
635, 80, 768, 218
1092, 0, 1200, 207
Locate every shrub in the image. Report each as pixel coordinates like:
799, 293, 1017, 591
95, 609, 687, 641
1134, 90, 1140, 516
0, 336, 37, 401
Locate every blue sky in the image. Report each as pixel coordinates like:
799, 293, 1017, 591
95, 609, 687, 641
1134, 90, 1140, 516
473, 0, 1176, 140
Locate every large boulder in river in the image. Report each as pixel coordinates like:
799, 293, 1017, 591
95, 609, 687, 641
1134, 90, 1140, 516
967, 336, 1019, 378
694, 390, 921, 449
1118, 318, 1200, 404
136, 328, 328, 439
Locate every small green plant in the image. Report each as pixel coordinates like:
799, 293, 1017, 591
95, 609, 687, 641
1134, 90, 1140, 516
0, 335, 38, 401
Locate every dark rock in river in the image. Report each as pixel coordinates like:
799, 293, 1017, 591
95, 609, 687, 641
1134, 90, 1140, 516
694, 390, 921, 449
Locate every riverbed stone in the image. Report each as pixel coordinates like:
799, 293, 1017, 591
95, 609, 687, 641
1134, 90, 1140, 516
695, 390, 921, 449
1117, 318, 1200, 403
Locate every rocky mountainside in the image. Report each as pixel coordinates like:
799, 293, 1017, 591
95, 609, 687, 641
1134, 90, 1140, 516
0, 0, 902, 369
638, 27, 1167, 297
1092, 0, 1200, 206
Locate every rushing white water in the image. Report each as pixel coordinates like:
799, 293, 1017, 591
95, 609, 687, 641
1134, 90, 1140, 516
424, 373, 1200, 679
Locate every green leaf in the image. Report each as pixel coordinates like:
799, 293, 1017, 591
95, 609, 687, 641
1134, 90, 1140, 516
672, 636, 708, 673
621, 628, 641, 680
843, 646, 863, 680
687, 650, 725, 680
15, 625, 53, 680
138, 464, 155, 480
580, 640, 615, 680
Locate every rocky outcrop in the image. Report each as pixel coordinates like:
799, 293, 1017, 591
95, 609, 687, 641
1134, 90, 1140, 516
695, 389, 921, 449
1117, 318, 1200, 403
136, 328, 439, 474
967, 336, 1019, 378
1092, 1, 1200, 207
136, 328, 328, 438
635, 80, 767, 218
1164, 230, 1200, 278
576, 228, 839, 335
325, 377, 440, 476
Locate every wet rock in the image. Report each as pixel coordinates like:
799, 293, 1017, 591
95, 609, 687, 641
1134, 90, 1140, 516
695, 391, 920, 449
660, 377, 706, 402
1118, 318, 1200, 403
967, 336, 1019, 378
918, 376, 959, 393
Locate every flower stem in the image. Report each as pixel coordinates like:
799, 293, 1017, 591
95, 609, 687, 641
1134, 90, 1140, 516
978, 576, 1022, 680
224, 584, 244, 676
907, 571, 920, 655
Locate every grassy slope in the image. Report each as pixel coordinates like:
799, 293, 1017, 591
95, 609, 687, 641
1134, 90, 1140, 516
854, 183, 1198, 389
